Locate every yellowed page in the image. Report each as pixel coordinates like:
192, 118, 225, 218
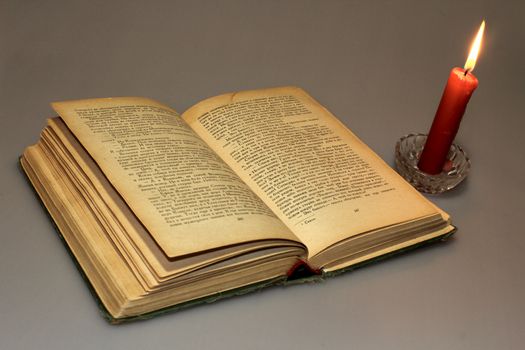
52, 97, 299, 258
182, 87, 441, 257
45, 118, 304, 283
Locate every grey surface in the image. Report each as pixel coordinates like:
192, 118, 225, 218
1, 0, 524, 349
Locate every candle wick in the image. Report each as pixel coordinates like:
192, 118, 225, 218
464, 69, 470, 76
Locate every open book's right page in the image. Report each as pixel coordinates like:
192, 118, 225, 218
183, 87, 447, 259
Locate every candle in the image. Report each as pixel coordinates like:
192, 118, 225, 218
418, 21, 485, 175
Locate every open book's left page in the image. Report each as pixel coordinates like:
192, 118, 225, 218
52, 97, 300, 258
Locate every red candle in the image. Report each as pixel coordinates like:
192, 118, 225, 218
418, 21, 485, 175
418, 68, 478, 174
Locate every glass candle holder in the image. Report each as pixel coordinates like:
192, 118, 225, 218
395, 133, 470, 194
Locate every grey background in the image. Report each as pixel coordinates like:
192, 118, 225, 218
1, 0, 524, 349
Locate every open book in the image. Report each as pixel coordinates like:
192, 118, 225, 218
20, 87, 454, 323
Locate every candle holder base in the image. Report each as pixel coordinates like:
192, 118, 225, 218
395, 133, 470, 194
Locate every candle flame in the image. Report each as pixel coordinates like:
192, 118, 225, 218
464, 20, 485, 73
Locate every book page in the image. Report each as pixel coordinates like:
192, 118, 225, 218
52, 97, 300, 258
182, 87, 441, 257
44, 118, 303, 281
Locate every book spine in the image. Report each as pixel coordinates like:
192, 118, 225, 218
286, 259, 322, 281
